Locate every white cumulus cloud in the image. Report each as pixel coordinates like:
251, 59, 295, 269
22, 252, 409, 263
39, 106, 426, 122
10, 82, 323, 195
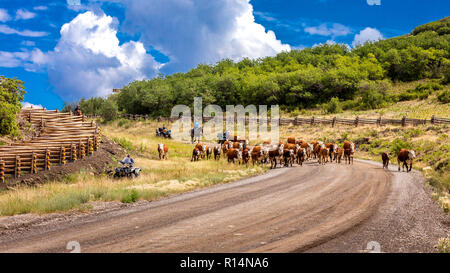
40, 11, 160, 101
110, 0, 290, 73
352, 27, 383, 47
0, 8, 11, 22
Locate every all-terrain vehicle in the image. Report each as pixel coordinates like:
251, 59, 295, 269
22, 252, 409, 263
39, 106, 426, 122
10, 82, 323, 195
156, 127, 172, 138
113, 162, 141, 179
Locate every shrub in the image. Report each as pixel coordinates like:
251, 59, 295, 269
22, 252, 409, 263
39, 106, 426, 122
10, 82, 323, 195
324, 97, 342, 114
356, 80, 391, 110
113, 137, 135, 151
435, 236, 450, 253
121, 189, 139, 203
437, 90, 450, 103
389, 138, 412, 156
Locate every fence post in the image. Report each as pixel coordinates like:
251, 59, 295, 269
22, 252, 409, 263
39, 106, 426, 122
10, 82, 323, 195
332, 117, 336, 128
401, 116, 406, 127
377, 117, 381, 127
430, 115, 435, 125
15, 155, 21, 178
79, 139, 82, 159
59, 145, 64, 165
355, 116, 359, 127
44, 149, 50, 171
31, 152, 34, 174
70, 142, 74, 161
72, 143, 77, 161
311, 117, 314, 126
0, 159, 4, 183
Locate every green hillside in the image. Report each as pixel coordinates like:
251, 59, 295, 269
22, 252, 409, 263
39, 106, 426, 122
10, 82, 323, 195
73, 17, 449, 119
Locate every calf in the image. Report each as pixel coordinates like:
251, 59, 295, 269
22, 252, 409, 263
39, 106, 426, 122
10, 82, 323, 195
397, 149, 415, 172
233, 142, 243, 150
251, 148, 264, 165
326, 143, 338, 162
191, 147, 201, 161
335, 147, 344, 164
319, 145, 329, 165
268, 144, 284, 169
226, 148, 242, 164
242, 148, 250, 165
157, 143, 169, 160
297, 147, 306, 166
287, 137, 296, 144
195, 143, 207, 159
213, 146, 221, 160
283, 149, 295, 167
206, 146, 213, 160
381, 152, 389, 169
343, 141, 355, 165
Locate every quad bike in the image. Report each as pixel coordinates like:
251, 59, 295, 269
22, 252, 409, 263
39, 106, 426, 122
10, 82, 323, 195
113, 162, 141, 179
156, 128, 172, 138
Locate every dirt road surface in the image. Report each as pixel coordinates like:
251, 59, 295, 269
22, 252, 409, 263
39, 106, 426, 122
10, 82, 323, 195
0, 160, 448, 253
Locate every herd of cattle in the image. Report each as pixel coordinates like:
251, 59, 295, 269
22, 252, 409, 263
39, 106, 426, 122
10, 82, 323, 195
157, 136, 417, 172
189, 138, 354, 169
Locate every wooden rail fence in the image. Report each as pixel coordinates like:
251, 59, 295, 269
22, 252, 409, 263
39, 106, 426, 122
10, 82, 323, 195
86, 114, 450, 127
0, 108, 101, 184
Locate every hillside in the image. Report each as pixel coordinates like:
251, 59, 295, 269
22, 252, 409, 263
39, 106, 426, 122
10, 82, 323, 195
71, 17, 450, 120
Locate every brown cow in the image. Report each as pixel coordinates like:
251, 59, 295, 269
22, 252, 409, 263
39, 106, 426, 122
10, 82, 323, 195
343, 141, 355, 164
382, 152, 389, 169
297, 147, 306, 166
397, 149, 416, 172
226, 148, 242, 164
319, 145, 329, 165
157, 143, 169, 160
233, 141, 243, 150
313, 142, 323, 159
268, 144, 284, 169
213, 146, 221, 160
195, 143, 208, 159
287, 137, 296, 144
335, 147, 344, 164
191, 147, 201, 161
325, 143, 338, 162
283, 149, 295, 167
251, 148, 264, 165
242, 148, 250, 165
206, 146, 213, 160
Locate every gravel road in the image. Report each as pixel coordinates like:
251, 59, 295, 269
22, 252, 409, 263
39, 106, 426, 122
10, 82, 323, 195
0, 159, 448, 253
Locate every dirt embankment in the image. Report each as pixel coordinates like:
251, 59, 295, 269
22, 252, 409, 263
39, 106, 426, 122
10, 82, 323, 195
1, 137, 125, 190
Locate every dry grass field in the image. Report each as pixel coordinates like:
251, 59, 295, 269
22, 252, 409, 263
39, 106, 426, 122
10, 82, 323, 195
0, 119, 266, 216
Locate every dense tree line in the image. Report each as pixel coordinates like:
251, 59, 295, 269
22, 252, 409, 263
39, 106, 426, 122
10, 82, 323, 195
74, 17, 449, 119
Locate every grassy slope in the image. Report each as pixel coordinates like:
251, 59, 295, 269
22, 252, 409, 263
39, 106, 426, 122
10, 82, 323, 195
283, 79, 450, 119
0, 119, 266, 216
278, 80, 450, 212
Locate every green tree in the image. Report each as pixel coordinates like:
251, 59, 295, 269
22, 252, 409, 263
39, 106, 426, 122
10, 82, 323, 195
0, 76, 26, 136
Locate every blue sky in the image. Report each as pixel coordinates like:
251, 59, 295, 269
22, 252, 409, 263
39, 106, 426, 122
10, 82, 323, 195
0, 0, 448, 109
